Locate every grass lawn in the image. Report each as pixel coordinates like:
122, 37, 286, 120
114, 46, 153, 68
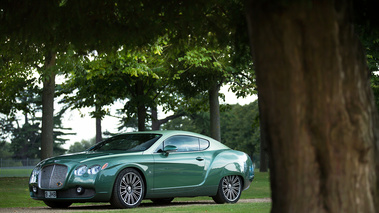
64, 202, 272, 213
0, 171, 271, 212
0, 168, 33, 177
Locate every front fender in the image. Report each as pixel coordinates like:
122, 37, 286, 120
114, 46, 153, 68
92, 155, 154, 201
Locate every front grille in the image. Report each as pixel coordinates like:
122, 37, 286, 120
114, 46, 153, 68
39, 164, 68, 189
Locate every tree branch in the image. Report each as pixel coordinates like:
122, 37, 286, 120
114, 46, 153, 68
158, 111, 186, 125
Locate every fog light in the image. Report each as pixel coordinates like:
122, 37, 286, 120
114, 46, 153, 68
76, 186, 84, 195
32, 186, 38, 193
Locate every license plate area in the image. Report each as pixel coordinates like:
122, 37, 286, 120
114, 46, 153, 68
45, 191, 57, 198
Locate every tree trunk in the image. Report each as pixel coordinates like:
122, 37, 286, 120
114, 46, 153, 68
41, 51, 56, 160
96, 117, 102, 142
136, 80, 146, 131
258, 99, 268, 172
95, 104, 103, 142
137, 106, 146, 131
151, 107, 160, 130
151, 106, 186, 130
209, 83, 221, 141
246, 1, 379, 212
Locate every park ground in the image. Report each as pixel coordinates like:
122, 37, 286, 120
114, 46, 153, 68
0, 170, 271, 213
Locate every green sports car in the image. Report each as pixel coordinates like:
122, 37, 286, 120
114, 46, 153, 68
29, 130, 254, 208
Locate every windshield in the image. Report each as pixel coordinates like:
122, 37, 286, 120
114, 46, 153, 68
88, 134, 162, 152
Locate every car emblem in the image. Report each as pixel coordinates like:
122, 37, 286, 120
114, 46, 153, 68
57, 182, 63, 187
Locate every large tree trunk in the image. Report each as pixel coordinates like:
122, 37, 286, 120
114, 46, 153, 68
209, 83, 221, 141
258, 99, 268, 172
246, 1, 379, 212
41, 51, 56, 160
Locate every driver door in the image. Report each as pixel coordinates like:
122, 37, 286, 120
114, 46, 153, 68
152, 135, 206, 190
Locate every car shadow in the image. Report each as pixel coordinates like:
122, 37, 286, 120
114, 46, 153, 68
66, 200, 215, 210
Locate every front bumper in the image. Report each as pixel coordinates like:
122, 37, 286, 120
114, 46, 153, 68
30, 186, 96, 200
29, 163, 111, 202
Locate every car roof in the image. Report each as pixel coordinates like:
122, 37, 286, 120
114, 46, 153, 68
119, 130, 205, 137
118, 130, 230, 150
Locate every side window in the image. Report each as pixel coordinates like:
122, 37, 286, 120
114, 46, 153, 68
164, 136, 200, 152
199, 139, 210, 150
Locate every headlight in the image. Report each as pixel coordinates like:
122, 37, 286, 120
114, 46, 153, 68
74, 165, 87, 176
88, 165, 101, 175
29, 167, 40, 183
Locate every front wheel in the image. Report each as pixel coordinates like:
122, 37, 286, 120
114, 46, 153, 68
110, 168, 145, 208
212, 175, 242, 204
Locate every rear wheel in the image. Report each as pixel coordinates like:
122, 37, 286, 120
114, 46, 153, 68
43, 200, 72, 209
212, 175, 242, 204
110, 168, 145, 208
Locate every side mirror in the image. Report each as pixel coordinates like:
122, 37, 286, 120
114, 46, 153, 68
163, 145, 177, 155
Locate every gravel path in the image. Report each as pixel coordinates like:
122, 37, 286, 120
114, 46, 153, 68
0, 198, 271, 213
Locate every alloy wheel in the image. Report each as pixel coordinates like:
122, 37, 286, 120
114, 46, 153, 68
119, 171, 143, 206
221, 175, 241, 202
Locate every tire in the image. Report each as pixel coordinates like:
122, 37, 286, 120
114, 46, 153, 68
43, 200, 72, 209
110, 168, 145, 208
151, 198, 174, 204
212, 175, 242, 204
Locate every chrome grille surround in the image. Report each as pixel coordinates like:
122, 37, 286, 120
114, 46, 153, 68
39, 164, 68, 189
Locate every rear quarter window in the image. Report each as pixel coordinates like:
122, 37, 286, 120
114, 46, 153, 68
200, 138, 210, 150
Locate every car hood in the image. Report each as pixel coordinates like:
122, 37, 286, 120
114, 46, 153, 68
40, 151, 141, 165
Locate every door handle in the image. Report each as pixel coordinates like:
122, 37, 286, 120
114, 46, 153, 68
196, 157, 204, 161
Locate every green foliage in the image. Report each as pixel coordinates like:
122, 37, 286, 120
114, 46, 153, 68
60, 39, 173, 131
371, 73, 379, 111
2, 0, 257, 137
9, 117, 68, 159
220, 102, 260, 160
0, 141, 12, 158
0, 0, 169, 55
0, 65, 36, 115
6, 87, 42, 160
68, 138, 96, 153
171, 38, 255, 100
169, 0, 255, 99
10, 123, 41, 160
353, 0, 379, 72
59, 53, 116, 119
0, 85, 71, 159
162, 112, 211, 136
0, 115, 15, 143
